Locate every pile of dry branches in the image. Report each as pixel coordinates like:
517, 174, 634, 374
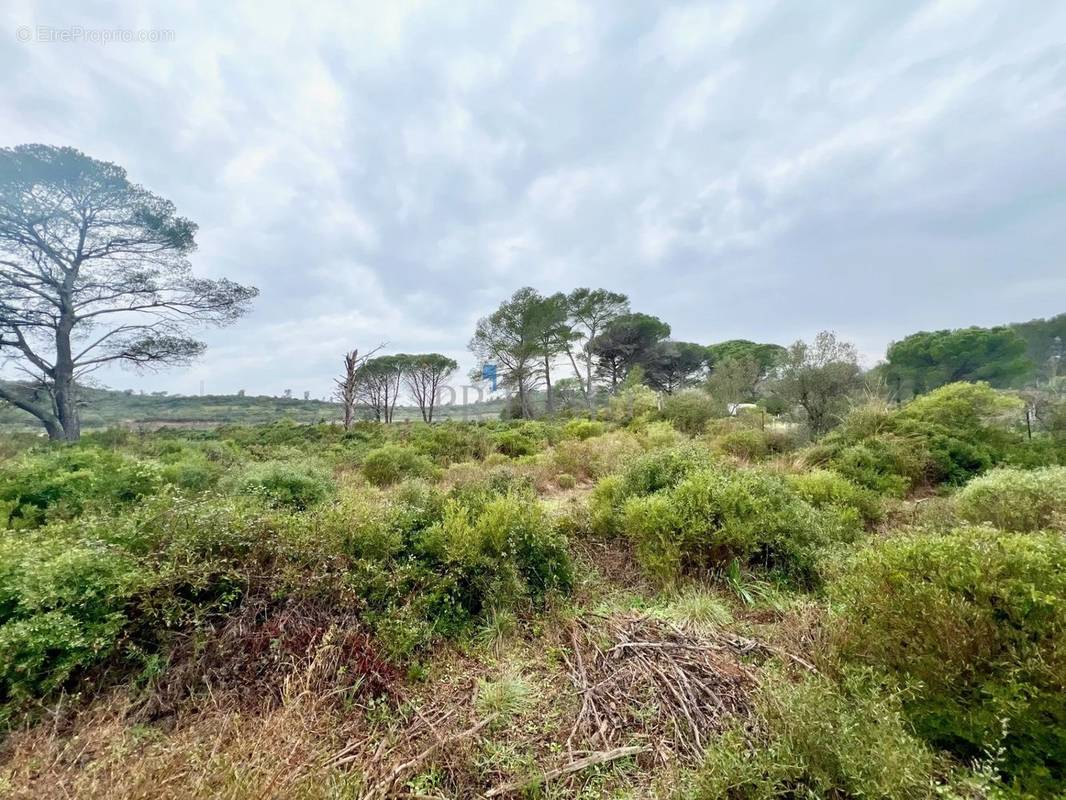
565, 613, 757, 763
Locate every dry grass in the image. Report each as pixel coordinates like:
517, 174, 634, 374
1, 639, 374, 800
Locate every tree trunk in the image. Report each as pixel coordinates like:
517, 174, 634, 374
53, 311, 80, 441
544, 356, 553, 416
584, 340, 595, 412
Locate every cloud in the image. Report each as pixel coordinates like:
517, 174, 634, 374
1, 0, 1065, 398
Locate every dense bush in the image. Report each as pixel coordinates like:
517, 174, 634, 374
0, 459, 575, 717
688, 671, 942, 800
600, 383, 659, 425
157, 449, 223, 492
0, 447, 160, 527
808, 384, 1027, 495
223, 459, 334, 508
361, 444, 436, 486
786, 468, 883, 524
621, 465, 859, 585
829, 528, 1066, 794
550, 430, 643, 483
322, 477, 571, 657
711, 428, 770, 460
561, 418, 605, 440
490, 423, 548, 457
618, 444, 715, 499
402, 422, 492, 464
588, 444, 713, 536
956, 466, 1066, 532
660, 390, 720, 435
0, 528, 142, 709
0, 491, 274, 717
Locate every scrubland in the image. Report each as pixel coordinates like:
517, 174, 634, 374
0, 382, 1063, 799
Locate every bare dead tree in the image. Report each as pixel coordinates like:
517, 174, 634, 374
333, 345, 382, 430
0, 145, 257, 440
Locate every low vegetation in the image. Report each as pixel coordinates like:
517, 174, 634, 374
0, 380, 1063, 798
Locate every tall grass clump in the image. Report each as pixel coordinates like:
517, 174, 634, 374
687, 671, 943, 800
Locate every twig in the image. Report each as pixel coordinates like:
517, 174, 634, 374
484, 746, 647, 797
367, 713, 498, 799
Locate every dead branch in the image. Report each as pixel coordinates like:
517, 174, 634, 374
365, 713, 498, 800
565, 614, 755, 763
485, 745, 647, 797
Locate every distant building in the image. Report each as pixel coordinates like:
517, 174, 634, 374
728, 402, 759, 416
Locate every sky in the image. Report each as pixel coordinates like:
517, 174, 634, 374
2, 0, 1065, 399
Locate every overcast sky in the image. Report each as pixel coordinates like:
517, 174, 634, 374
2, 1, 1065, 397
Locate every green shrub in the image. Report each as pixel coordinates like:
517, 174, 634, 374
361, 444, 435, 486
551, 430, 643, 483
600, 383, 659, 425
317, 477, 571, 658
809, 384, 1026, 495
382, 493, 571, 643
622, 466, 860, 586
447, 466, 537, 512
556, 473, 576, 490
956, 466, 1066, 532
158, 451, 222, 492
712, 428, 770, 461
0, 529, 143, 709
808, 433, 927, 496
829, 528, 1066, 794
224, 460, 334, 508
491, 429, 539, 457
660, 390, 720, 435
0, 447, 160, 527
763, 426, 800, 454
404, 422, 491, 464
688, 671, 942, 800
617, 445, 714, 499
589, 474, 624, 536
787, 468, 883, 524
636, 419, 685, 450
586, 445, 714, 538
562, 419, 605, 440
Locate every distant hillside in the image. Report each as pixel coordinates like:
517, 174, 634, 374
0, 383, 509, 431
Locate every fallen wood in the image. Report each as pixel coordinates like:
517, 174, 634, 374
366, 712, 498, 799
485, 745, 647, 797
566, 614, 753, 762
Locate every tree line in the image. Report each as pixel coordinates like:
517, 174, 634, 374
466, 285, 1065, 432
468, 286, 791, 418
1, 144, 1062, 440
334, 350, 457, 428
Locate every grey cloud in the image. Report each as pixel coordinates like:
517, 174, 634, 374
2, 0, 1064, 395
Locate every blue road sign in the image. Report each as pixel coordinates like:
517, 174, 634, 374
481, 364, 497, 392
